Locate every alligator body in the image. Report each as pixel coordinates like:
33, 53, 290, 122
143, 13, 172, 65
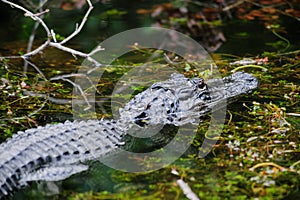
0, 72, 258, 198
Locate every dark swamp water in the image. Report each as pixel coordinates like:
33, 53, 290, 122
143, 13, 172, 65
0, 0, 300, 199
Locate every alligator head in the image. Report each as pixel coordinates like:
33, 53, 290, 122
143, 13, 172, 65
119, 72, 258, 127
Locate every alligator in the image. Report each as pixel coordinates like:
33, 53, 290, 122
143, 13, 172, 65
0, 72, 258, 198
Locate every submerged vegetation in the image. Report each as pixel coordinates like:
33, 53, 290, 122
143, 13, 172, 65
1, 50, 299, 199
0, 0, 300, 199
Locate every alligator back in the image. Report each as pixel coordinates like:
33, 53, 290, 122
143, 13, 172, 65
118, 73, 211, 127
0, 119, 124, 198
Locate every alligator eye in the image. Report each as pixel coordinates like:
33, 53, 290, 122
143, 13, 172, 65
197, 91, 211, 101
191, 77, 205, 89
246, 78, 255, 82
151, 84, 163, 90
134, 119, 147, 127
134, 112, 148, 127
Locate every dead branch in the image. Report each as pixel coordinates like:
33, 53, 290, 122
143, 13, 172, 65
0, 0, 102, 65
59, 77, 92, 110
0, 0, 103, 117
222, 0, 246, 11
50, 73, 101, 94
25, 60, 47, 80
60, 0, 94, 44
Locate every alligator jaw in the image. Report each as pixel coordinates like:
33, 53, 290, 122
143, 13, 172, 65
206, 72, 258, 103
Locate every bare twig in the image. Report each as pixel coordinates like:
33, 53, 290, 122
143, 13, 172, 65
26, 0, 47, 55
88, 46, 105, 56
50, 73, 101, 94
23, 39, 51, 58
286, 113, 300, 117
1, 0, 52, 49
25, 8, 49, 17
0, 97, 48, 121
171, 169, 200, 200
177, 179, 200, 200
0, 0, 101, 68
49, 42, 89, 57
23, 91, 72, 104
60, 0, 94, 44
25, 60, 47, 80
20, 0, 37, 10
0, 0, 103, 113
222, 0, 246, 11
1, 0, 51, 34
23, 72, 100, 109
24, 20, 42, 74
60, 77, 92, 110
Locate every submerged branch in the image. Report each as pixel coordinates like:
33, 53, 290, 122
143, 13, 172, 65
177, 179, 200, 200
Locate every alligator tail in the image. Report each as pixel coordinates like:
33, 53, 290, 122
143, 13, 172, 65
0, 119, 125, 198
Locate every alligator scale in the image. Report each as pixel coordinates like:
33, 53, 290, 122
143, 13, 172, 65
0, 72, 258, 198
